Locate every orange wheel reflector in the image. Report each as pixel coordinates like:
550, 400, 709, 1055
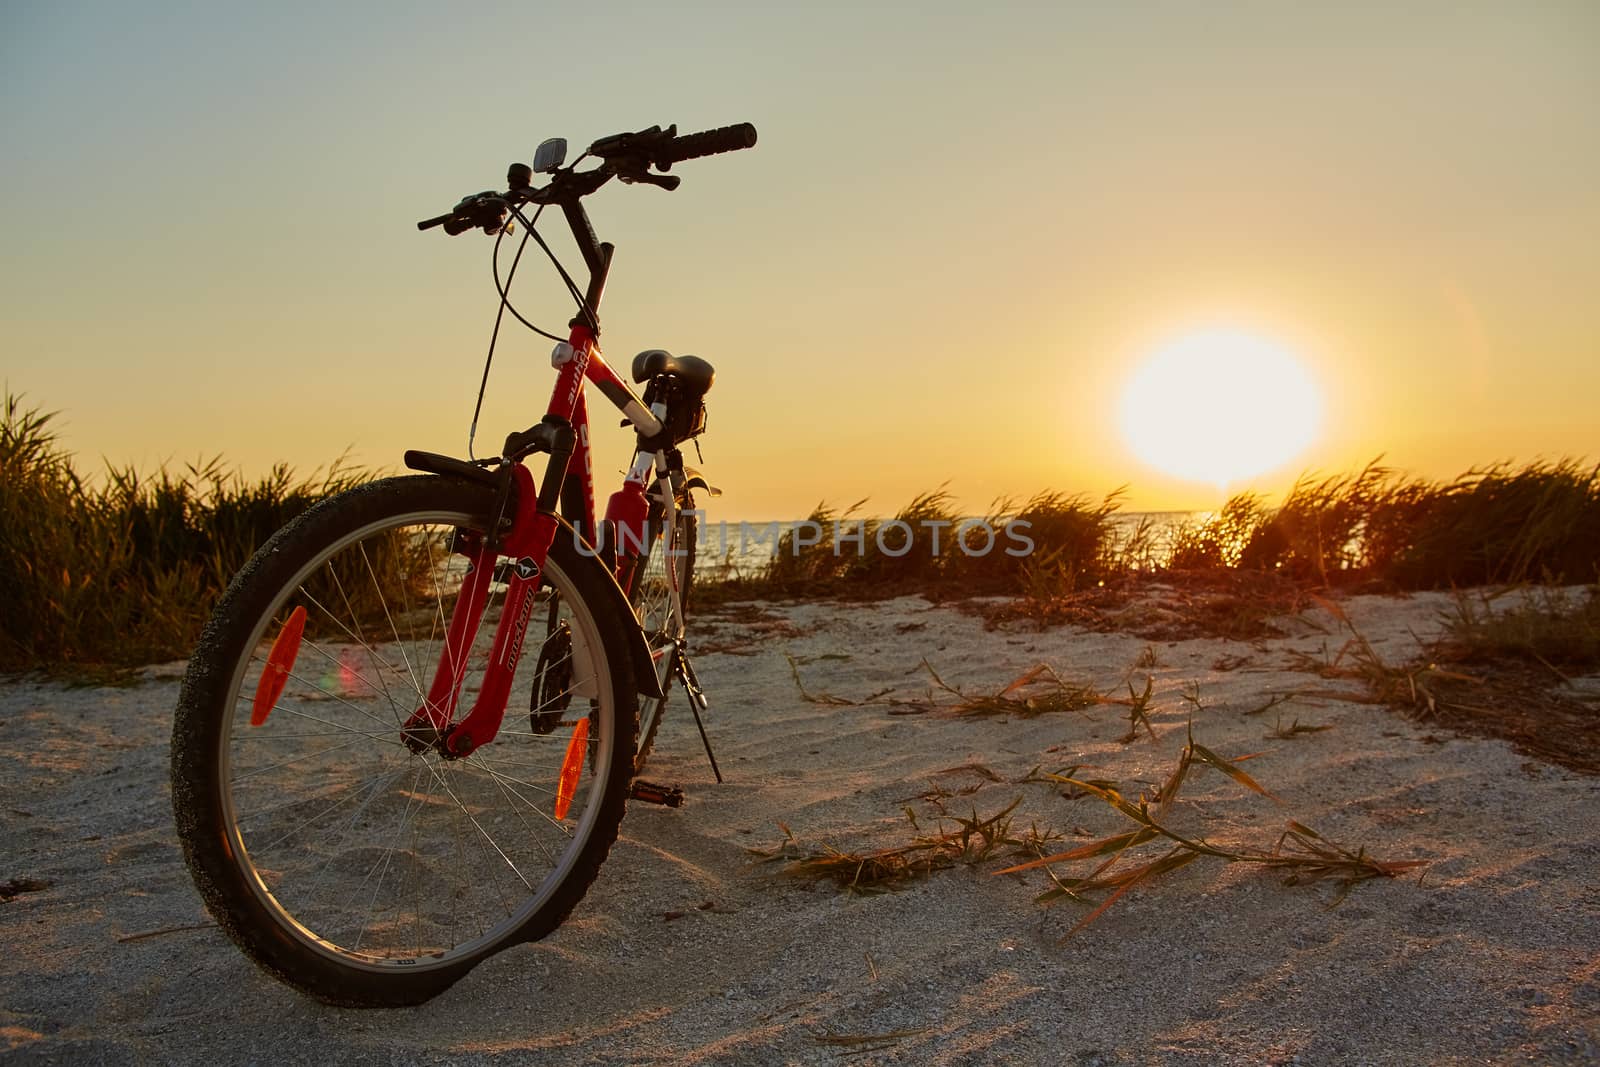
553, 716, 591, 821
250, 605, 307, 726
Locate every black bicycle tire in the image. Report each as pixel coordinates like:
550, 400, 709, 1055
631, 503, 697, 773
170, 475, 638, 1007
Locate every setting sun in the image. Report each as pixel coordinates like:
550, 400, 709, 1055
1118, 329, 1323, 490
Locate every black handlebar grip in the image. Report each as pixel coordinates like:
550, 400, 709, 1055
417, 213, 453, 231
656, 123, 758, 168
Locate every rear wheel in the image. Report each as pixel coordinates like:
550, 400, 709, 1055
171, 476, 637, 1007
630, 500, 696, 773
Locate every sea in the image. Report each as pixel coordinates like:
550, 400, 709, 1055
693, 511, 1205, 580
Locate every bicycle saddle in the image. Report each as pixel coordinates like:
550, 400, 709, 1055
631, 350, 715, 394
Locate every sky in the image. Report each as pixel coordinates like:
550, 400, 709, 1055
4, 1, 1597, 521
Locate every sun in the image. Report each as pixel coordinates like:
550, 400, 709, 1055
1118, 329, 1323, 489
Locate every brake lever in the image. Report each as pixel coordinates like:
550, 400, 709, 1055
446, 191, 510, 236
619, 171, 681, 192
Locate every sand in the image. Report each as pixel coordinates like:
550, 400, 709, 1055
2, 590, 1598, 1065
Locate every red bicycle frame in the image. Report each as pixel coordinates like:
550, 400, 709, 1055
402, 248, 669, 758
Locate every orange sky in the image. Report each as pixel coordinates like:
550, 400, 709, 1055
4, 3, 1596, 520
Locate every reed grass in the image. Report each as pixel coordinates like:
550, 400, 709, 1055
1290, 591, 1600, 774
11, 388, 1599, 666
1200, 458, 1600, 587
0, 391, 385, 671
964, 490, 1124, 595
750, 490, 1124, 599
718, 457, 1599, 612
1167, 493, 1271, 570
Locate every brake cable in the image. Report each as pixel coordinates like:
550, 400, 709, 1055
468, 154, 603, 460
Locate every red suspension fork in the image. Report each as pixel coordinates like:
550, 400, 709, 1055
403, 327, 598, 757
409, 530, 496, 735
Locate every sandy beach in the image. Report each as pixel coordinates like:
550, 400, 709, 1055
3, 590, 1598, 1065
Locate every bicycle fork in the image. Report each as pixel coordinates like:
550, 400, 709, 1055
401, 462, 564, 759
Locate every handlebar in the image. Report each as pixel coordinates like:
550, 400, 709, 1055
416, 121, 757, 234
655, 123, 758, 169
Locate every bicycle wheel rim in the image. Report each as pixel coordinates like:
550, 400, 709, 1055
212, 503, 619, 974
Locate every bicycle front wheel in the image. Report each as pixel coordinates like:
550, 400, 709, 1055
171, 476, 637, 1007
630, 501, 696, 773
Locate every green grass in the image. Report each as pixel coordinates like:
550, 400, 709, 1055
0, 391, 380, 672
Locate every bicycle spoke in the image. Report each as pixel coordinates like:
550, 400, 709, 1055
231, 734, 378, 783
235, 680, 399, 738
280, 760, 417, 934
462, 754, 559, 866
360, 540, 424, 701
351, 765, 433, 953
422, 757, 534, 895
299, 583, 421, 715
247, 765, 407, 851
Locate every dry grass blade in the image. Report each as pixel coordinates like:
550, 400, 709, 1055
1265, 821, 1429, 905
1116, 676, 1159, 743
1060, 849, 1202, 939
993, 827, 1161, 875
1188, 732, 1277, 801
1243, 692, 1297, 716
1266, 714, 1333, 740
785, 653, 858, 707
919, 659, 1102, 719
750, 799, 1033, 893
997, 725, 1421, 935
1153, 746, 1194, 816
114, 921, 217, 944
1015, 764, 1120, 803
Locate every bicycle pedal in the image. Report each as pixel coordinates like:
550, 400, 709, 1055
629, 780, 685, 807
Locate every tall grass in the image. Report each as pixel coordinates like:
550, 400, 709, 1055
967, 490, 1123, 595
9, 387, 1599, 664
752, 490, 1123, 598
1167, 493, 1271, 570
1185, 459, 1600, 587
731, 456, 1598, 607
0, 392, 374, 671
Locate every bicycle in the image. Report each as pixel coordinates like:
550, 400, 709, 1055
170, 121, 756, 1007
